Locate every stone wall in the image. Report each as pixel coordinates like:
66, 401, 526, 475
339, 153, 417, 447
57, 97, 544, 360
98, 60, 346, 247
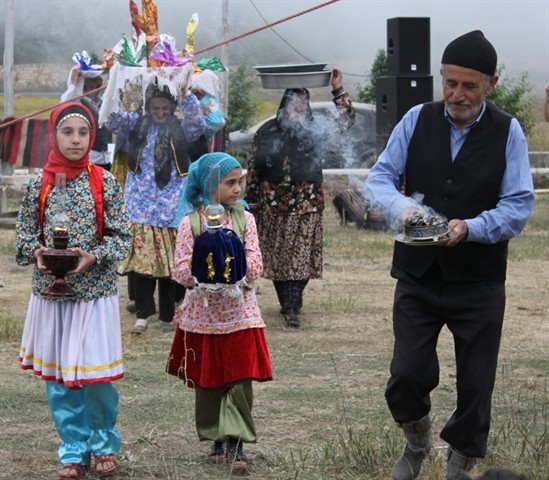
0, 64, 72, 92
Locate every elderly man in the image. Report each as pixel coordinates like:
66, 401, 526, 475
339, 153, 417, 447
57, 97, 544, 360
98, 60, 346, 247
364, 30, 534, 480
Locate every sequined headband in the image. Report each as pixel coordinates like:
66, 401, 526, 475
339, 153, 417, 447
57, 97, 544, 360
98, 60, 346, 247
56, 113, 92, 130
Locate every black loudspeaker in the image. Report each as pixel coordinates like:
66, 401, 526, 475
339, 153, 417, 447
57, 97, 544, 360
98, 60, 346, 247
376, 75, 433, 135
387, 17, 430, 75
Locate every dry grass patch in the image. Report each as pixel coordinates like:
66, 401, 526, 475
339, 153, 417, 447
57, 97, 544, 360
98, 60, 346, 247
0, 196, 547, 479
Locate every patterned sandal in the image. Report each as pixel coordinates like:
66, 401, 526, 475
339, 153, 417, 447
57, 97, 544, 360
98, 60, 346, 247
59, 463, 89, 479
94, 454, 118, 477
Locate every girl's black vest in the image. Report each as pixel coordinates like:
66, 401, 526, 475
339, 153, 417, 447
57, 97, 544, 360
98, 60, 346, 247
392, 101, 512, 282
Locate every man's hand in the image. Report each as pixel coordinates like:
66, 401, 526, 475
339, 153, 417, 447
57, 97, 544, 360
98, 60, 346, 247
401, 207, 420, 224
444, 219, 468, 247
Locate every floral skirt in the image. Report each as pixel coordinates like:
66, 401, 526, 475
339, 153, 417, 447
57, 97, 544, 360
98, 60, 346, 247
166, 327, 273, 390
19, 295, 124, 388
256, 212, 323, 280
119, 222, 177, 278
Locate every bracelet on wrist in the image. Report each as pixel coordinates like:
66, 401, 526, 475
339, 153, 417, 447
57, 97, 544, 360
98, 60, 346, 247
332, 86, 345, 98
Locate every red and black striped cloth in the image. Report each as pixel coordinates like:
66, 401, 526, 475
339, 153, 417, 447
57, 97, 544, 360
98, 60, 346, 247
0, 119, 51, 168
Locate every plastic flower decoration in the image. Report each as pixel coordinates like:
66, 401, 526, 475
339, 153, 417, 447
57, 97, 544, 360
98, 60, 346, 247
113, 33, 148, 67
72, 51, 104, 71
149, 34, 192, 67
184, 13, 198, 54
195, 57, 227, 72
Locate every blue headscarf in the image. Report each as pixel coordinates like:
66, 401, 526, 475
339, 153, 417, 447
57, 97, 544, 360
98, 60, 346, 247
171, 152, 245, 228
185, 152, 243, 209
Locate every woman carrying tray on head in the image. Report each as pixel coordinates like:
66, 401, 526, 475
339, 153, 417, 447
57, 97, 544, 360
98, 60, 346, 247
107, 80, 205, 334
245, 68, 355, 328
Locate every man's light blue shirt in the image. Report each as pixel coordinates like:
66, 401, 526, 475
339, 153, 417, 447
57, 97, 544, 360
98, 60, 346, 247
364, 102, 535, 244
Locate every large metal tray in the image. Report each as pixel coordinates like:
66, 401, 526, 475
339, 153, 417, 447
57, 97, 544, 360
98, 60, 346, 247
395, 233, 451, 246
258, 70, 332, 89
254, 63, 328, 74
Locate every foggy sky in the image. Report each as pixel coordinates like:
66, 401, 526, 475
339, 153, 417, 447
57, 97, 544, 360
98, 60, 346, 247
2, 0, 548, 92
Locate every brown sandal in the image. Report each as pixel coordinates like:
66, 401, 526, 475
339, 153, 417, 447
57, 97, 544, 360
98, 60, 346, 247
94, 454, 118, 477
59, 463, 89, 479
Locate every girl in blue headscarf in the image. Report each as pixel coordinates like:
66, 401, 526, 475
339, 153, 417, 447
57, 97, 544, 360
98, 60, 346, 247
166, 152, 272, 473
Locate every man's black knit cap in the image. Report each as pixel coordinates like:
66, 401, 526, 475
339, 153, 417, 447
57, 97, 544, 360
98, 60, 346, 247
441, 30, 497, 76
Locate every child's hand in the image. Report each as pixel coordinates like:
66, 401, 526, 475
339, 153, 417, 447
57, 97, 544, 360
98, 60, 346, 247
34, 247, 51, 274
67, 248, 96, 274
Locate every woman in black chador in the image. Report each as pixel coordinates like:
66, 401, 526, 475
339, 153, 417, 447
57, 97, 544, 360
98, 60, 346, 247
246, 69, 355, 327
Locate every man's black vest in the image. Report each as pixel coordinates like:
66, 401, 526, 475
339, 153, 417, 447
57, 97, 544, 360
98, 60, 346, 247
392, 101, 512, 282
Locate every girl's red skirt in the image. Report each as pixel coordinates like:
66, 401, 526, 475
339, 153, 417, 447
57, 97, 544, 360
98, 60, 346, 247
166, 327, 272, 390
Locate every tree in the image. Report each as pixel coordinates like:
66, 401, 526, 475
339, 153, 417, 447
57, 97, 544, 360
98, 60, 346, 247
357, 49, 388, 104
488, 66, 536, 137
227, 64, 259, 132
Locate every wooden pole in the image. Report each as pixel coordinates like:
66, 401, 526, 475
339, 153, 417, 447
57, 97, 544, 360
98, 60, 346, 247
2, 0, 15, 174
3, 0, 15, 119
220, 0, 229, 118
